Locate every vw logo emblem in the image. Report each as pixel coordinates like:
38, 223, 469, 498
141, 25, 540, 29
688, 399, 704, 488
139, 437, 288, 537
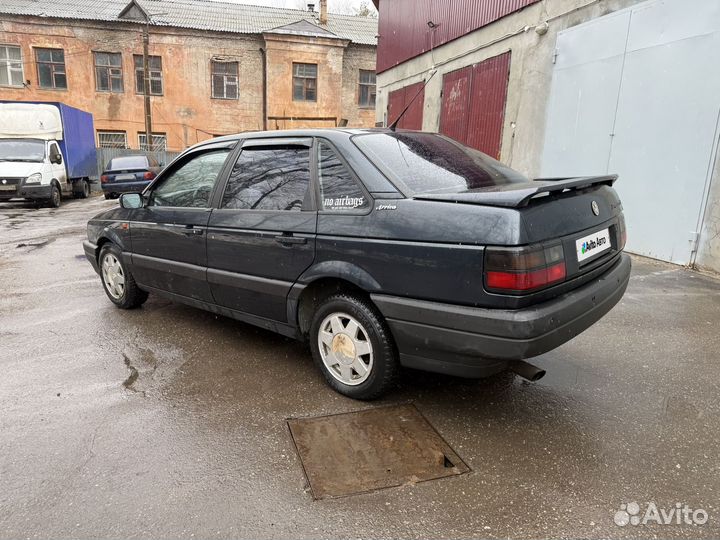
1, 179, 6, 185
591, 201, 600, 216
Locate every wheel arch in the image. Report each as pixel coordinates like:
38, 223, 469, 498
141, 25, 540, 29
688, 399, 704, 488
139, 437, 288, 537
291, 263, 383, 337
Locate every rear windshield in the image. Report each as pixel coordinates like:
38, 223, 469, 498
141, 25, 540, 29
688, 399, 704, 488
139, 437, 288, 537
108, 156, 148, 170
353, 132, 528, 194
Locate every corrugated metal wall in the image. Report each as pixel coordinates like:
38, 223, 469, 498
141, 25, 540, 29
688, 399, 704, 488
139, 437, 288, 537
387, 82, 425, 130
377, 0, 539, 72
439, 51, 511, 159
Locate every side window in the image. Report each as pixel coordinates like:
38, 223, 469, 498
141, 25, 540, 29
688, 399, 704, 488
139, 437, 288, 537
49, 143, 62, 162
149, 149, 230, 208
221, 146, 310, 211
317, 141, 368, 211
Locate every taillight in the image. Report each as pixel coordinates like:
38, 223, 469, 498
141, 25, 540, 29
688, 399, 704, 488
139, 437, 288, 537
485, 243, 566, 293
617, 214, 627, 251
143, 171, 156, 180
100, 175, 109, 183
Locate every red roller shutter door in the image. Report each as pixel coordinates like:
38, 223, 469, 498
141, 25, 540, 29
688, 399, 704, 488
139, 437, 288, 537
440, 51, 511, 159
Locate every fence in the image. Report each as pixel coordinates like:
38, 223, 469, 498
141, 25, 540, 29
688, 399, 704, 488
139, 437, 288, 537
96, 147, 181, 174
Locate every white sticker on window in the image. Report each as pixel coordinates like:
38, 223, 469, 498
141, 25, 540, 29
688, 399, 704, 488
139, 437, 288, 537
324, 196, 365, 210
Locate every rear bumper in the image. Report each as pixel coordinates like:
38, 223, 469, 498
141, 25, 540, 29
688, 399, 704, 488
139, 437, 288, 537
371, 253, 632, 378
101, 180, 150, 194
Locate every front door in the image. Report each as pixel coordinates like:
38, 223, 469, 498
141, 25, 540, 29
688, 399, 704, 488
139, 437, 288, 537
47, 141, 67, 190
206, 138, 317, 322
129, 144, 234, 302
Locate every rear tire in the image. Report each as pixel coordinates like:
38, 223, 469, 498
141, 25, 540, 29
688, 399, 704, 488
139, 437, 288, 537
309, 293, 399, 400
98, 243, 148, 309
74, 179, 90, 199
104, 193, 112, 200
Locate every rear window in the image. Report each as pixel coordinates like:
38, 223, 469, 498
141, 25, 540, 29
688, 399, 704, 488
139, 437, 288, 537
353, 132, 528, 194
108, 156, 148, 170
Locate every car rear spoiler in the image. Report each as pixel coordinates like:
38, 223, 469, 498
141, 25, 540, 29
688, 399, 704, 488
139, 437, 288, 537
413, 175, 618, 208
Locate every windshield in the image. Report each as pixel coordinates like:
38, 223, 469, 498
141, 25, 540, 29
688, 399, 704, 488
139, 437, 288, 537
353, 132, 528, 194
0, 139, 46, 162
108, 156, 149, 170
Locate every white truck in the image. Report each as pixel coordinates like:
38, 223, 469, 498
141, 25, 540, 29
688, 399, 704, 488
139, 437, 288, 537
0, 101, 97, 207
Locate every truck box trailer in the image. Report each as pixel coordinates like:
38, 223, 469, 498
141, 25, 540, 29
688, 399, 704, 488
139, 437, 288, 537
0, 101, 97, 207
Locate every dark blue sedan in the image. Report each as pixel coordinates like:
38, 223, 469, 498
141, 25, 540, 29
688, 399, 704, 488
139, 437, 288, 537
100, 155, 162, 199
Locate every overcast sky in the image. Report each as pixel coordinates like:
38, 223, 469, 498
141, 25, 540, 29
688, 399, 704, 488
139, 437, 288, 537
210, 0, 377, 16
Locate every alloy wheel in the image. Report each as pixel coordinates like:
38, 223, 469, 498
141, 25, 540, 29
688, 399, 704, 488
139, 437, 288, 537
102, 253, 126, 300
317, 312, 374, 386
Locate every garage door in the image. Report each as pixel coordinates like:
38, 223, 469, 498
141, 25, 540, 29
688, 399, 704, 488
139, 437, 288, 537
439, 51, 511, 159
387, 82, 425, 130
541, 0, 720, 265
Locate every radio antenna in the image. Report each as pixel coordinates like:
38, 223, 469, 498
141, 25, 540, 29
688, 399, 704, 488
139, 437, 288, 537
388, 68, 437, 131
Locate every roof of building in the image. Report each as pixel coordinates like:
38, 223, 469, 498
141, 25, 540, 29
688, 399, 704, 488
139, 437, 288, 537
0, 0, 378, 45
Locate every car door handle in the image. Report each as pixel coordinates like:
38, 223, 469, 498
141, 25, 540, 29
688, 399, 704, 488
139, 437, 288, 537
183, 226, 204, 236
274, 234, 307, 245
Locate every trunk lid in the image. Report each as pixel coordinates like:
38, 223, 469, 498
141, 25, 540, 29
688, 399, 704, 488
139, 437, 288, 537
416, 176, 626, 301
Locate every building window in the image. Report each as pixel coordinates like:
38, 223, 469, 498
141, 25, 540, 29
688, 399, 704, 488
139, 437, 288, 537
36, 48, 66, 89
134, 55, 163, 95
94, 52, 123, 93
211, 61, 238, 100
358, 70, 376, 108
97, 131, 128, 149
0, 45, 23, 87
292, 63, 317, 102
138, 132, 167, 151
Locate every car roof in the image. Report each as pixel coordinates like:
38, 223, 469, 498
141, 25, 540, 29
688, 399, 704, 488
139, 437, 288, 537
188, 127, 406, 151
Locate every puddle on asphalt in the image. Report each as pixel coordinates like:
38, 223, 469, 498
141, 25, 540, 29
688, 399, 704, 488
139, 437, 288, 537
288, 403, 469, 499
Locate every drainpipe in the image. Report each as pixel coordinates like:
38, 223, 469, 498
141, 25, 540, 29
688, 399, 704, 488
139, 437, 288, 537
319, 0, 328, 25
259, 46, 268, 131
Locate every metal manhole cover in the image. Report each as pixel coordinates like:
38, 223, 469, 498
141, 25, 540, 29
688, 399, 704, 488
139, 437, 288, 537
287, 404, 470, 499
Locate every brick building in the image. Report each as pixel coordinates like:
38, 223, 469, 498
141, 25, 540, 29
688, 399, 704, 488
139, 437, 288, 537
0, 0, 377, 151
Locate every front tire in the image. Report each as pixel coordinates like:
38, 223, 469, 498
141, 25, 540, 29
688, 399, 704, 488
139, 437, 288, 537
98, 243, 148, 309
48, 183, 61, 208
309, 293, 399, 400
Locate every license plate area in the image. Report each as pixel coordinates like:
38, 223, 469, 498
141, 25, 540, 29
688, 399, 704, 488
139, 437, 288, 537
576, 227, 611, 263
0, 185, 16, 191
115, 174, 136, 181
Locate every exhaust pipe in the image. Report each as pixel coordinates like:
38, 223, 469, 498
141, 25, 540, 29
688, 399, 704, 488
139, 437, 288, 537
509, 360, 546, 382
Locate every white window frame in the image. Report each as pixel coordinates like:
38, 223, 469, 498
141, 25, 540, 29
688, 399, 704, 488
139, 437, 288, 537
97, 131, 128, 149
211, 61, 239, 100
0, 44, 24, 87
138, 132, 167, 152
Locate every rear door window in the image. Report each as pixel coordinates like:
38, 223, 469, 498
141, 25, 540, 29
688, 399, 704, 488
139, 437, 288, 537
221, 146, 311, 211
353, 132, 528, 194
317, 141, 369, 212
148, 149, 230, 207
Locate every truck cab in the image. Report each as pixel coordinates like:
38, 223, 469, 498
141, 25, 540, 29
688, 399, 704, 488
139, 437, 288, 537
0, 102, 97, 207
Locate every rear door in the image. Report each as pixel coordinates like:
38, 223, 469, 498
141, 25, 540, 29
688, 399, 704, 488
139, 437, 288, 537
129, 143, 235, 301
206, 138, 316, 322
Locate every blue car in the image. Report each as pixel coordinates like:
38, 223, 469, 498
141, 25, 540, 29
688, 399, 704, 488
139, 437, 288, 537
100, 155, 162, 199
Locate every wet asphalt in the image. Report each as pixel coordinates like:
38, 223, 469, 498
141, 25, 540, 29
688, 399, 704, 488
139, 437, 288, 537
0, 196, 719, 539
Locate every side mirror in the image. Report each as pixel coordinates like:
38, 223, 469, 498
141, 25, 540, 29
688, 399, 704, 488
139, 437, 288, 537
50, 153, 62, 165
120, 192, 144, 209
